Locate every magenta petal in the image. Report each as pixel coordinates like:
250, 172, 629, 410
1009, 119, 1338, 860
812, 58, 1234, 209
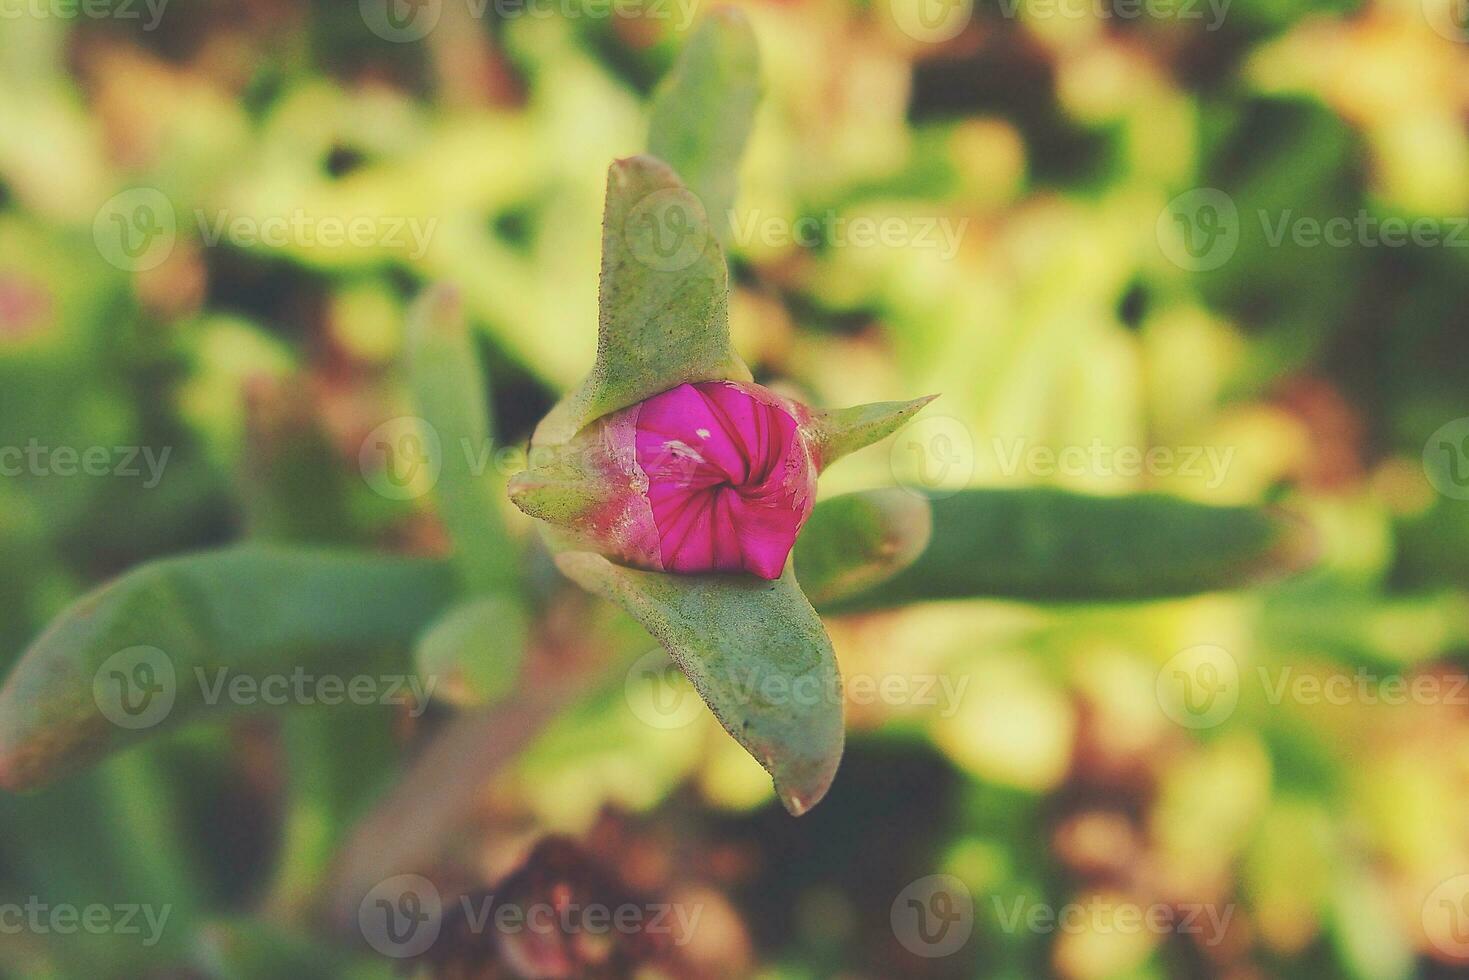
633, 382, 815, 579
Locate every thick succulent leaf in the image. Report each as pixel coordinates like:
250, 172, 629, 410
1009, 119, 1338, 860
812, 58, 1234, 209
795, 489, 933, 608
804, 395, 938, 470
647, 7, 760, 247
555, 551, 842, 816
535, 155, 749, 445
413, 594, 527, 707
827, 489, 1316, 608
0, 548, 455, 791
406, 284, 518, 595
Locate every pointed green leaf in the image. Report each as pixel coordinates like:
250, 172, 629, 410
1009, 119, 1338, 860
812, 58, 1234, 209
827, 489, 1318, 609
0, 548, 455, 791
806, 394, 938, 470
648, 7, 761, 247
795, 489, 933, 609
535, 155, 749, 444
555, 552, 842, 815
406, 284, 518, 596
413, 594, 527, 707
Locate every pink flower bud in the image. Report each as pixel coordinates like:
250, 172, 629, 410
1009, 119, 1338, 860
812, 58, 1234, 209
634, 381, 815, 580
509, 380, 817, 581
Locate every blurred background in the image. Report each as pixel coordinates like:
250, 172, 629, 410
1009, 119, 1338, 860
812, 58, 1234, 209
2, 0, 1469, 977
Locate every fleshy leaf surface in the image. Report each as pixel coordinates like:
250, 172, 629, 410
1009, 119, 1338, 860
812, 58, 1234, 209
0, 548, 455, 791
804, 395, 938, 470
554, 551, 842, 815
535, 155, 749, 445
406, 284, 519, 595
647, 6, 760, 247
794, 489, 933, 608
828, 488, 1318, 608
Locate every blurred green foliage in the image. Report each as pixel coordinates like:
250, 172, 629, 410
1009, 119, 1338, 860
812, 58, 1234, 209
0, 0, 1467, 978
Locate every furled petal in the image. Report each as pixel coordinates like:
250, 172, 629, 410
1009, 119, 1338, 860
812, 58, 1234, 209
633, 382, 815, 579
